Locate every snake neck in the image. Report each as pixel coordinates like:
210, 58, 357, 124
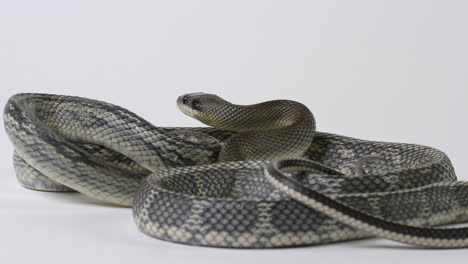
189, 98, 316, 162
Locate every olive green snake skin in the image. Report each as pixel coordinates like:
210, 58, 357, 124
4, 93, 468, 248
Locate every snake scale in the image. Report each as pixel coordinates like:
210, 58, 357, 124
4, 93, 468, 248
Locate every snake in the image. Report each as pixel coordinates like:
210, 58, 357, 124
4, 93, 468, 249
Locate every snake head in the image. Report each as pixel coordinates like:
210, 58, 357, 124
177, 92, 224, 121
177, 92, 204, 117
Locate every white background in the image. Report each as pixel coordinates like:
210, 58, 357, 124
1, 0, 467, 263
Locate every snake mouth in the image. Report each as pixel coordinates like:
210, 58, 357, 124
177, 92, 205, 117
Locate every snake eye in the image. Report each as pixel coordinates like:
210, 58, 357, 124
182, 96, 189, 105
192, 100, 202, 110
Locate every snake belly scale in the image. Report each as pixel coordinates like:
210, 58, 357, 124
4, 93, 468, 248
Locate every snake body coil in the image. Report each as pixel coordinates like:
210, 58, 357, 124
4, 93, 468, 248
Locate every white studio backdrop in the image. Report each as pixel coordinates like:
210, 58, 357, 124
0, 1, 467, 264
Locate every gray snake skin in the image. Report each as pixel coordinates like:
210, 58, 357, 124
4, 93, 468, 248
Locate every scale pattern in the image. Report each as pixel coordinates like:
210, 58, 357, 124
4, 93, 468, 248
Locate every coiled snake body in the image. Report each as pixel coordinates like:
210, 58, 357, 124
4, 93, 468, 248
